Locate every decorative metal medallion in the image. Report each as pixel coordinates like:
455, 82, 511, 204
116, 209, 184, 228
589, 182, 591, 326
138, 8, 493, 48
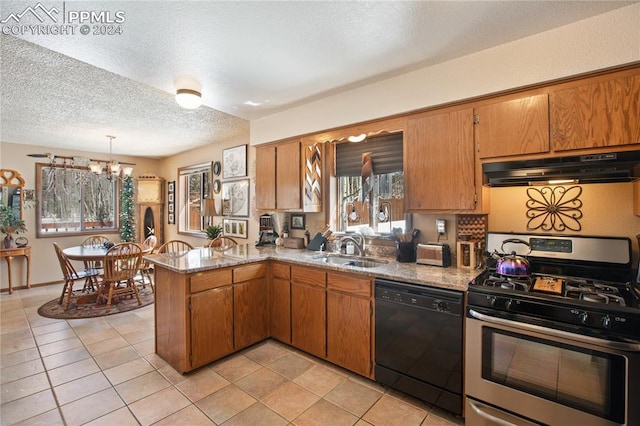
526, 185, 583, 232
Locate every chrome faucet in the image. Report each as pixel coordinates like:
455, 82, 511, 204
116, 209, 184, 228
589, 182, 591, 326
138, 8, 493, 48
339, 233, 365, 256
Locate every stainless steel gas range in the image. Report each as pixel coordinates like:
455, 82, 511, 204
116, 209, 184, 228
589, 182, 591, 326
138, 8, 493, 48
465, 232, 639, 426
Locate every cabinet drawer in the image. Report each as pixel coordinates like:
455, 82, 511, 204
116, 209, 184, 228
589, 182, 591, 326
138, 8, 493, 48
272, 262, 291, 280
191, 268, 233, 293
234, 263, 267, 283
327, 273, 371, 297
292, 266, 326, 288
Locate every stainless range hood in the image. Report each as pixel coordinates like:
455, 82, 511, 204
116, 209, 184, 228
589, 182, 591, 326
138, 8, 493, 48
482, 150, 640, 186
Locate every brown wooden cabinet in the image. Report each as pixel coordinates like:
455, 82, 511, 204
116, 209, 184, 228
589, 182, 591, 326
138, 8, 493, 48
405, 108, 477, 211
326, 272, 373, 378
191, 286, 233, 369
233, 263, 269, 350
270, 262, 291, 343
475, 94, 550, 159
256, 139, 302, 210
550, 74, 640, 152
291, 266, 326, 358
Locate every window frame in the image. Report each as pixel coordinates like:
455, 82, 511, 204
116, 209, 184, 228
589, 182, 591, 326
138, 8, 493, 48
35, 163, 120, 238
177, 161, 212, 237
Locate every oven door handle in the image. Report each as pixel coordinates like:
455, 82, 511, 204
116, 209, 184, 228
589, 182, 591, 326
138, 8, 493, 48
468, 399, 536, 426
468, 308, 640, 352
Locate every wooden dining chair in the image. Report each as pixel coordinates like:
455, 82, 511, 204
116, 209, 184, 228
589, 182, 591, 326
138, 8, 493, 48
97, 242, 143, 313
206, 235, 238, 251
80, 235, 111, 291
157, 239, 194, 254
138, 234, 158, 292
53, 242, 101, 311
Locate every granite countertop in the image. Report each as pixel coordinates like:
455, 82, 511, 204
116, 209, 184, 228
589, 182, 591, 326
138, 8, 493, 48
144, 244, 481, 292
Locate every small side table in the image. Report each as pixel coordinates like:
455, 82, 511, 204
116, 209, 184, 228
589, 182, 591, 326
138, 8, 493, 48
1, 246, 31, 294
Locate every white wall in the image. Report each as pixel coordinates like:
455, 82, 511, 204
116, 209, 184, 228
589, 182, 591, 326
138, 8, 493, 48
251, 4, 640, 145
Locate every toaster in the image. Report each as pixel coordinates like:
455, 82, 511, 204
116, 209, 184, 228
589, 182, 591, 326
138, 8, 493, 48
416, 243, 451, 267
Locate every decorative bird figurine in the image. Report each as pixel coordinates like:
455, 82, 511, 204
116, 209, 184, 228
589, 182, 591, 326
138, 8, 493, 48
361, 152, 373, 204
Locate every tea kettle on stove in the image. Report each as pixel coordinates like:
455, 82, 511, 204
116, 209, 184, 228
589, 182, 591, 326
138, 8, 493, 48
491, 238, 531, 277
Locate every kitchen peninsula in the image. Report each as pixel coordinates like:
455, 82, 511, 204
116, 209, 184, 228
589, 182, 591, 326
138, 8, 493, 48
144, 245, 476, 375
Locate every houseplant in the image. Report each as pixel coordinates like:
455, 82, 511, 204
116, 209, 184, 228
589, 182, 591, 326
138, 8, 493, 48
205, 224, 223, 245
0, 204, 27, 248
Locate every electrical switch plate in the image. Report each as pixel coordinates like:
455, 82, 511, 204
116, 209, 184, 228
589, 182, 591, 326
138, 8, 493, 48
436, 219, 446, 234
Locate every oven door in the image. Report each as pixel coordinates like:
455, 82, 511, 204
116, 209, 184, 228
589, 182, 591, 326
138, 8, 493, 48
466, 309, 640, 426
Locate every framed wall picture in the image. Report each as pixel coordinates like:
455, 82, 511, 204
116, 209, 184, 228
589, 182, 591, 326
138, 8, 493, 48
222, 144, 247, 179
221, 179, 249, 217
167, 180, 175, 224
222, 218, 248, 239
291, 213, 305, 230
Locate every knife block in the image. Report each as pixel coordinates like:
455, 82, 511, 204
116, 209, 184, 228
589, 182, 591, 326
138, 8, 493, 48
457, 241, 476, 269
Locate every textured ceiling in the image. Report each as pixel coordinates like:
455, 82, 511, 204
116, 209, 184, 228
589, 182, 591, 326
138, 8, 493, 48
0, 1, 634, 157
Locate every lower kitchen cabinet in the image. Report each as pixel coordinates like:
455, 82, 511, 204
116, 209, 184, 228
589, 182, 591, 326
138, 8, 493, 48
291, 266, 326, 358
191, 286, 233, 369
326, 272, 373, 378
234, 275, 269, 349
270, 263, 291, 343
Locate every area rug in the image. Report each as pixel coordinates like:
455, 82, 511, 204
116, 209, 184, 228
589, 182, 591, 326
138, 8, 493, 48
37, 285, 154, 319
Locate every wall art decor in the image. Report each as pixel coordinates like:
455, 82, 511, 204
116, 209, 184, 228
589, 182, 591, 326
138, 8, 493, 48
221, 179, 249, 217
291, 213, 305, 230
167, 180, 175, 224
526, 185, 583, 232
222, 144, 247, 179
223, 218, 248, 239
303, 143, 322, 212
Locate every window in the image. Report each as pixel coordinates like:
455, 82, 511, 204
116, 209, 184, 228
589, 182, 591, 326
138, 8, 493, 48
335, 133, 406, 234
178, 162, 212, 235
36, 164, 118, 237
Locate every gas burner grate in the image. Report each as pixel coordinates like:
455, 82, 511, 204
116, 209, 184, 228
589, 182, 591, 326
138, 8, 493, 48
481, 275, 531, 292
565, 281, 626, 306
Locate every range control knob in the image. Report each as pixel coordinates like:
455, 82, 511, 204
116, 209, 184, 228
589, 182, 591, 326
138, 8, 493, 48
505, 299, 513, 310
436, 301, 448, 312
579, 311, 590, 324
488, 297, 497, 307
602, 315, 611, 329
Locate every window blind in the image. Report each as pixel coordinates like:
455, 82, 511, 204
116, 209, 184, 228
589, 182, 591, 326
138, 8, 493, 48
335, 133, 403, 176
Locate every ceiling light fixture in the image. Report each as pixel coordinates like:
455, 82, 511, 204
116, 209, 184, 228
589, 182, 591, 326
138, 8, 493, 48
176, 88, 202, 109
89, 135, 133, 179
348, 133, 367, 143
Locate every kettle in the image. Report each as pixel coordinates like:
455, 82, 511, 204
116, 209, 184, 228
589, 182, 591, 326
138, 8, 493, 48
492, 238, 531, 277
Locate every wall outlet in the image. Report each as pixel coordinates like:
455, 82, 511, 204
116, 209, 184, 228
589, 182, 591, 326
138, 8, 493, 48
436, 219, 446, 234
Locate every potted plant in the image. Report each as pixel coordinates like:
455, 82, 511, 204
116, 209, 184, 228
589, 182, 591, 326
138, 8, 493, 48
0, 205, 27, 248
205, 224, 223, 246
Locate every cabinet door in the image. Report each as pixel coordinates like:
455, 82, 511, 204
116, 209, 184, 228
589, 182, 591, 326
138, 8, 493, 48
550, 74, 640, 152
270, 276, 291, 343
191, 287, 233, 369
405, 108, 476, 211
475, 94, 550, 159
327, 291, 371, 377
291, 282, 326, 358
256, 145, 277, 210
276, 140, 301, 210
234, 278, 269, 349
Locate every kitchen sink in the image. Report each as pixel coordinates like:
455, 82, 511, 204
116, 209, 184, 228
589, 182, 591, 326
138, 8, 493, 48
312, 254, 388, 269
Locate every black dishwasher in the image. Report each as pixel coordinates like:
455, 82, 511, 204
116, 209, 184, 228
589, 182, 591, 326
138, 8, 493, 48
375, 278, 463, 416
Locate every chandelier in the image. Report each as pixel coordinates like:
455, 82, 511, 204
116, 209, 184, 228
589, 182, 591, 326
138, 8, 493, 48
88, 135, 133, 179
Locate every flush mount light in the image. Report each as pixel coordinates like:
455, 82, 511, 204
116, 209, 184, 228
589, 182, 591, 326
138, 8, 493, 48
348, 133, 367, 143
176, 89, 202, 109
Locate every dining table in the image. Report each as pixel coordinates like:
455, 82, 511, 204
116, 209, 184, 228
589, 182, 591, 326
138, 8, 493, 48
63, 245, 109, 304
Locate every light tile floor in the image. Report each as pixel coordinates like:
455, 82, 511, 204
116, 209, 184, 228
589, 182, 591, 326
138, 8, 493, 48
1, 282, 465, 425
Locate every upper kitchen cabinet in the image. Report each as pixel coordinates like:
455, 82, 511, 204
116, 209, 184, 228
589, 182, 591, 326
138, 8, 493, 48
256, 139, 302, 211
550, 72, 640, 152
475, 94, 550, 159
405, 108, 477, 211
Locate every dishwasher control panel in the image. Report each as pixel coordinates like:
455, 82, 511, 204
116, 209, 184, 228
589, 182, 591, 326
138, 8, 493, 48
375, 279, 463, 316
